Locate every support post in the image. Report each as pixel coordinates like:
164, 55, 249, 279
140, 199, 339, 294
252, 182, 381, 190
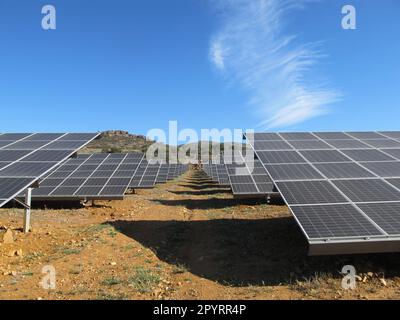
23, 187, 32, 233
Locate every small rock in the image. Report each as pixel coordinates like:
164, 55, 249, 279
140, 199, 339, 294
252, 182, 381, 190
16, 249, 23, 257
11, 271, 17, 277
367, 272, 374, 277
110, 262, 117, 266
2, 229, 14, 244
355, 275, 362, 282
7, 250, 16, 257
380, 278, 387, 287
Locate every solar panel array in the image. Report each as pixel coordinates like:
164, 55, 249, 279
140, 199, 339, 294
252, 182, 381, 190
202, 164, 230, 186
246, 131, 400, 253
167, 164, 189, 181
129, 160, 161, 188
225, 158, 276, 197
0, 133, 99, 207
129, 162, 188, 188
202, 153, 276, 197
27, 153, 144, 200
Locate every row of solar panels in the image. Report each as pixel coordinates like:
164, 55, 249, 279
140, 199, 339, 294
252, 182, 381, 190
202, 158, 277, 197
202, 131, 400, 255
21, 153, 189, 200
0, 133, 101, 207
245, 131, 400, 255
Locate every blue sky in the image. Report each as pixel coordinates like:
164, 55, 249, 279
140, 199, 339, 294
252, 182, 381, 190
1, 0, 399, 138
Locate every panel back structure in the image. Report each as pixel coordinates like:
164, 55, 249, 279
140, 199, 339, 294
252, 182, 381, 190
0, 133, 99, 207
26, 152, 144, 200
246, 131, 400, 255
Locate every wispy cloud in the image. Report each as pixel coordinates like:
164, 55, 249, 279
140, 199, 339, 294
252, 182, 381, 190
209, 0, 340, 129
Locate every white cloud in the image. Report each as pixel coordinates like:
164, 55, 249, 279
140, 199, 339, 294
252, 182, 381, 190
209, 0, 340, 129
210, 41, 226, 70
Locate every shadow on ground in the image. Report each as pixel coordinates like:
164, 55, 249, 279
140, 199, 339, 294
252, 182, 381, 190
151, 198, 277, 210
108, 218, 400, 286
169, 189, 231, 196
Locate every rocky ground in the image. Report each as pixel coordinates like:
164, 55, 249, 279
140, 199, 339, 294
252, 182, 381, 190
0, 170, 400, 300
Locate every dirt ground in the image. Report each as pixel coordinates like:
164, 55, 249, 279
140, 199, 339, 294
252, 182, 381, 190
0, 169, 400, 300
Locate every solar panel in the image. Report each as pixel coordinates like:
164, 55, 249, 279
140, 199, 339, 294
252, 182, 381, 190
357, 202, 400, 235
379, 132, 400, 139
326, 139, 371, 149
246, 131, 400, 255
332, 179, 400, 202
0, 133, 99, 207
313, 163, 375, 179
362, 162, 400, 178
291, 204, 383, 239
253, 140, 293, 151
346, 132, 387, 139
299, 150, 352, 163
380, 149, 400, 160
257, 151, 305, 164
287, 140, 332, 150
129, 160, 161, 188
275, 180, 347, 205
361, 139, 400, 149
225, 155, 276, 197
265, 164, 323, 181
341, 149, 395, 162
27, 152, 144, 200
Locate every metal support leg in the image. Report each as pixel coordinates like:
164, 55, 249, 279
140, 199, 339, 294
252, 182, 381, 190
23, 187, 32, 233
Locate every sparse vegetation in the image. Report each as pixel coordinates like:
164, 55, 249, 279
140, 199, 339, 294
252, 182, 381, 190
172, 263, 189, 274
101, 277, 123, 286
128, 267, 161, 293
61, 248, 81, 255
